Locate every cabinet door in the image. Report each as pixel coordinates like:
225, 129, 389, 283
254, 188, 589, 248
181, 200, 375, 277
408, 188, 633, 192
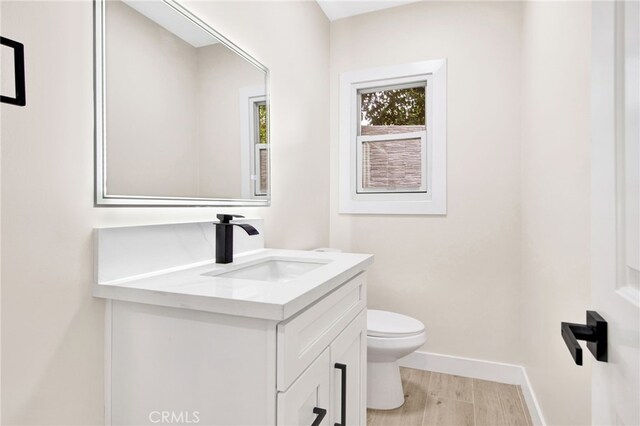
330, 310, 367, 426
277, 348, 331, 426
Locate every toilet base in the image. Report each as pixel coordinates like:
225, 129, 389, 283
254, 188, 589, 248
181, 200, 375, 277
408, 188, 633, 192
367, 361, 405, 410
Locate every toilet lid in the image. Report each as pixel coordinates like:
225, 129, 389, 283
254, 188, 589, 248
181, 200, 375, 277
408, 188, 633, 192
367, 309, 425, 338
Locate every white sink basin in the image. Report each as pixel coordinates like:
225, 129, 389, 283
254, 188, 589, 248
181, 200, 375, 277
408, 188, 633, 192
205, 258, 330, 283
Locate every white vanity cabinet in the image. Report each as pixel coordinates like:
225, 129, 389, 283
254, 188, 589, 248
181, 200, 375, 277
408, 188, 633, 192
106, 272, 367, 426
276, 273, 367, 426
95, 223, 372, 426
277, 311, 366, 426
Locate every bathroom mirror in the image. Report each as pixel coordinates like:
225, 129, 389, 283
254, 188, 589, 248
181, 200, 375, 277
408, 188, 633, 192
94, 0, 270, 206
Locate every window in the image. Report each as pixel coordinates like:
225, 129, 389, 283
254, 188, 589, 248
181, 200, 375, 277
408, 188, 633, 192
239, 86, 269, 199
254, 101, 269, 196
339, 60, 446, 214
358, 84, 427, 194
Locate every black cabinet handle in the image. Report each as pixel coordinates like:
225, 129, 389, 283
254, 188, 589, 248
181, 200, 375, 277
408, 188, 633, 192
561, 310, 607, 365
0, 36, 26, 107
334, 363, 347, 426
311, 407, 326, 426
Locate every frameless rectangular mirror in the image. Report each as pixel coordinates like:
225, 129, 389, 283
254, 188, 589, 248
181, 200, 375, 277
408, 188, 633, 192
94, 0, 270, 206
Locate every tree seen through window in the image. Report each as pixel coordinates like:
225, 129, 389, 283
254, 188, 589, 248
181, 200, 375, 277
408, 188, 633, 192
360, 86, 425, 126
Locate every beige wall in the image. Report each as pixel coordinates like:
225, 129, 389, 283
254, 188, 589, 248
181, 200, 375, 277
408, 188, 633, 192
520, 2, 592, 425
1, 4, 104, 423
330, 1, 524, 363
0, 1, 329, 424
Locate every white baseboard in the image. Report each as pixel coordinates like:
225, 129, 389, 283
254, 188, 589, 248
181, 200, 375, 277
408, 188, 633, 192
399, 351, 546, 426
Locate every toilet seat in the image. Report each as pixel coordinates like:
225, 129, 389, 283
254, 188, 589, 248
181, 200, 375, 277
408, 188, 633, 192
367, 309, 425, 338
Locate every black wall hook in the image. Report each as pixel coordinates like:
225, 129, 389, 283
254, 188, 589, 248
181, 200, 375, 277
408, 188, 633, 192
1, 36, 26, 107
561, 310, 607, 365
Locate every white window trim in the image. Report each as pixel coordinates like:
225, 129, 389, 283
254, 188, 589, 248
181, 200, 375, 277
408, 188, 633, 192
339, 59, 447, 215
239, 85, 268, 199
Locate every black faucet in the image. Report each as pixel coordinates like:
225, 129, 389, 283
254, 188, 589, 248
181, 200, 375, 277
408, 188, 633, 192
213, 214, 259, 264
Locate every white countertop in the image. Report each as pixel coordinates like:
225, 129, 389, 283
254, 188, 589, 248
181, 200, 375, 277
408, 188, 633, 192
93, 248, 373, 321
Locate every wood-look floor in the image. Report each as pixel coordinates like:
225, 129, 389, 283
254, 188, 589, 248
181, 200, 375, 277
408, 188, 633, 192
367, 368, 533, 426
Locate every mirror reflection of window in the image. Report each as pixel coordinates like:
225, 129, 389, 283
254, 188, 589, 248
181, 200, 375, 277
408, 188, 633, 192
254, 101, 269, 196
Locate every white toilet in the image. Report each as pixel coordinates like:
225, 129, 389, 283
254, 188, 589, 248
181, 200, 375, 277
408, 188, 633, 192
367, 309, 427, 410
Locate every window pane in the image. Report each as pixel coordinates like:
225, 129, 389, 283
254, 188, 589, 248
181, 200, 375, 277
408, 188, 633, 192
360, 85, 426, 136
258, 103, 268, 144
361, 138, 422, 190
258, 149, 268, 194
